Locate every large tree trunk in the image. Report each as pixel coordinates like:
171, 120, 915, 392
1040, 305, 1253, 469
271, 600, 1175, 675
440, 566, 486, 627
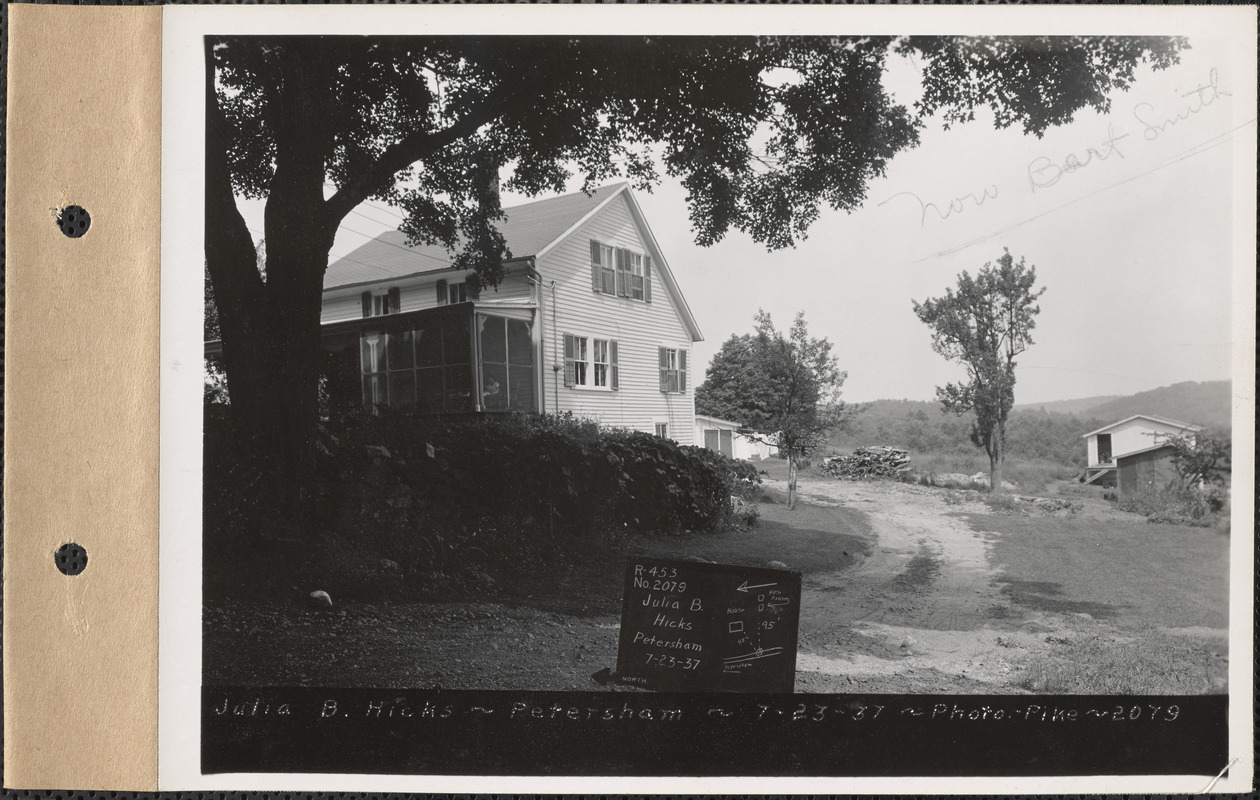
205, 38, 337, 530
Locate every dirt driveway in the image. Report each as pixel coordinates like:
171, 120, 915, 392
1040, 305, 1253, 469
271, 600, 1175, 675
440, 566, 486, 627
206, 470, 1228, 694
780, 476, 1021, 693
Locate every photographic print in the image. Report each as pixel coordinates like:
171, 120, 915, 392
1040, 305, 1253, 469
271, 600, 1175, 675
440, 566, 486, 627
159, 5, 1255, 792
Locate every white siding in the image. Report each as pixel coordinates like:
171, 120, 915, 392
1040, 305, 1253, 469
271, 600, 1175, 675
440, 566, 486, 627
539, 195, 698, 444
321, 272, 534, 324
1086, 417, 1198, 466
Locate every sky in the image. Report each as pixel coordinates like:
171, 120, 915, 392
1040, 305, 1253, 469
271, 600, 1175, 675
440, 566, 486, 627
245, 34, 1252, 405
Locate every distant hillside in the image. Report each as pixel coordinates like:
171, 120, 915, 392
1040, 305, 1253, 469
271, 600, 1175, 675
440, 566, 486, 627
833, 381, 1231, 467
1087, 381, 1231, 432
1016, 395, 1123, 416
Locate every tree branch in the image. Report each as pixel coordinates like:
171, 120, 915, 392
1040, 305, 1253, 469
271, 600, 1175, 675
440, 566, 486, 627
324, 80, 531, 226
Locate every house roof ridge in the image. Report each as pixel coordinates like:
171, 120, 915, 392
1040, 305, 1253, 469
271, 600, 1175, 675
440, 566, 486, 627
1080, 413, 1204, 438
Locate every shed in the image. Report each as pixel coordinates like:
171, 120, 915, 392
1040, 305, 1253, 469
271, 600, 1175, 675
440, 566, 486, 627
1115, 443, 1180, 496
694, 414, 779, 461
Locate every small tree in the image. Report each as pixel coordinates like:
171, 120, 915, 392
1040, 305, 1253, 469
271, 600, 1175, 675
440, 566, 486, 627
696, 311, 848, 510
1160, 431, 1231, 486
912, 249, 1045, 494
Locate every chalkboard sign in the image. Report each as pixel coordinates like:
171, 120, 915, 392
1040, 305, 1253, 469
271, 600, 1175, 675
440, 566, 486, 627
616, 557, 801, 693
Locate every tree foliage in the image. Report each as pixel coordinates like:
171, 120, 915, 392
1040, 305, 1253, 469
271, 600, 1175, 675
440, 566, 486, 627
1160, 430, 1231, 486
205, 34, 1186, 509
696, 311, 848, 508
912, 249, 1045, 492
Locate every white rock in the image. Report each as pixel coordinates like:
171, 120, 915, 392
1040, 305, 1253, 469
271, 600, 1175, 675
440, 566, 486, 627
308, 590, 332, 609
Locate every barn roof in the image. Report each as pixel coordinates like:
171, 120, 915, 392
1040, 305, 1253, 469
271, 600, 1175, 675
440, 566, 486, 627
1081, 414, 1204, 438
1113, 442, 1180, 461
324, 183, 627, 290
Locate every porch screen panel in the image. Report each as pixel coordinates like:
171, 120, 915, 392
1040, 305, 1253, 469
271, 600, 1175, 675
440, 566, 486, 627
720, 429, 733, 457
704, 429, 720, 451
476, 314, 535, 413
414, 325, 443, 414
478, 315, 509, 412
443, 312, 473, 412
507, 318, 534, 412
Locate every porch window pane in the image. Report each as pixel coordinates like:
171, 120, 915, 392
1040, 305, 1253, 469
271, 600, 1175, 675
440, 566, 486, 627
480, 316, 507, 363
444, 315, 471, 365
387, 330, 414, 370
509, 366, 534, 412
481, 363, 509, 412
389, 371, 415, 408
415, 326, 441, 367
362, 374, 387, 407
415, 367, 443, 413
444, 366, 472, 412
507, 319, 532, 366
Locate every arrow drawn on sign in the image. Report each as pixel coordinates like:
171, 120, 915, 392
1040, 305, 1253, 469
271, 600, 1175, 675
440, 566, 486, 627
723, 647, 785, 664
736, 581, 777, 593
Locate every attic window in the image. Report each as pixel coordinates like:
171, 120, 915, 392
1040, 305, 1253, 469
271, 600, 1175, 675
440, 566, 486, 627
590, 240, 651, 302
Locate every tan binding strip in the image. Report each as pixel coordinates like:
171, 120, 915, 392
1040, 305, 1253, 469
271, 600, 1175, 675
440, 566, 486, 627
5, 5, 162, 789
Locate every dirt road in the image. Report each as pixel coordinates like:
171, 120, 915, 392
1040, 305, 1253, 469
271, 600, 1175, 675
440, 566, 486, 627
779, 476, 1022, 693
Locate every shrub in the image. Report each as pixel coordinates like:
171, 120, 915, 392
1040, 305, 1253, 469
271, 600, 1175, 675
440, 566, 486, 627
205, 408, 760, 599
1115, 481, 1227, 527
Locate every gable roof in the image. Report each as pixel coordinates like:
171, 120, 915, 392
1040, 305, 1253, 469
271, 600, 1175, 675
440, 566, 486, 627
324, 183, 626, 290
1113, 442, 1180, 461
324, 182, 703, 342
1081, 414, 1204, 438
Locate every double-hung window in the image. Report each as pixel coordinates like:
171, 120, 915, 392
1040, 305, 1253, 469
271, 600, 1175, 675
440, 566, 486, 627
658, 347, 687, 393
436, 279, 475, 305
590, 240, 651, 302
361, 287, 401, 317
564, 334, 619, 390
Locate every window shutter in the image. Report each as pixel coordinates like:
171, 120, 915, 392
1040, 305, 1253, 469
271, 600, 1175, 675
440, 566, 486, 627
563, 334, 576, 387
679, 350, 688, 392
658, 347, 667, 392
615, 248, 628, 297
610, 340, 619, 390
436, 280, 447, 305
387, 287, 401, 314
590, 240, 601, 292
361, 291, 372, 318
644, 255, 653, 303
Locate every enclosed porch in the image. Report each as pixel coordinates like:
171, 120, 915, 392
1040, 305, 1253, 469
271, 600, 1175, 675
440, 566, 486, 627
320, 301, 539, 415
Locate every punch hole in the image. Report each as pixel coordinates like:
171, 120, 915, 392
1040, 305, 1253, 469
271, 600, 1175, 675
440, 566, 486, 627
56, 205, 91, 238
55, 542, 88, 576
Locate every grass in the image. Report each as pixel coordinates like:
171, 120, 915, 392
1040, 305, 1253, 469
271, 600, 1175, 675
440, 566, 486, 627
909, 452, 1078, 492
634, 489, 872, 577
1014, 632, 1228, 694
966, 513, 1229, 632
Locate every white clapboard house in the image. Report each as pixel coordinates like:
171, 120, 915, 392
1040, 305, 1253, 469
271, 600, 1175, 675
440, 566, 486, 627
316, 183, 704, 444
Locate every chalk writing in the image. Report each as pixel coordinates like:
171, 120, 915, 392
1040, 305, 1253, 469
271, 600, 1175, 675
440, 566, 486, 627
616, 558, 801, 692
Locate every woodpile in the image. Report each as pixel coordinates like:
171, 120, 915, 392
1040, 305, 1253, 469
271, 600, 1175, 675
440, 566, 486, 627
819, 447, 911, 479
